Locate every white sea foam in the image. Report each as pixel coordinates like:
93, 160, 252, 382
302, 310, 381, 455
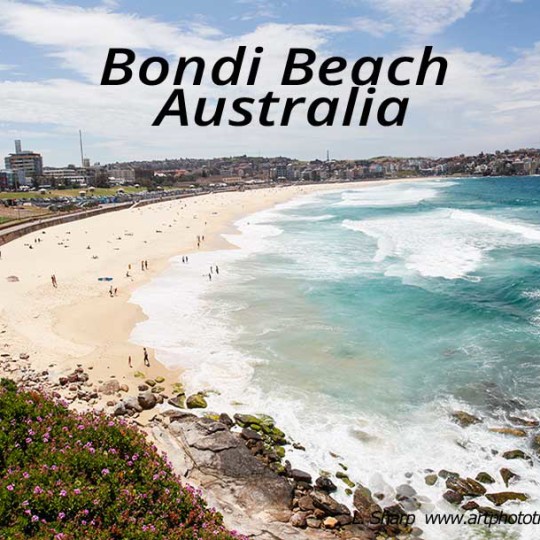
334, 183, 441, 208
344, 209, 540, 280
129, 186, 540, 540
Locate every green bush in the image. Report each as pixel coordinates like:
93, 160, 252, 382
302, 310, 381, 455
0, 382, 245, 539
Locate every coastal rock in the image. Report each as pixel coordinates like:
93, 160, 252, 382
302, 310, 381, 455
311, 489, 350, 516
241, 428, 263, 442
489, 427, 527, 437
462, 501, 479, 512
233, 413, 261, 427
124, 396, 143, 412
445, 477, 486, 497
306, 517, 321, 529
112, 402, 127, 416
323, 516, 338, 529
508, 416, 539, 427
297, 495, 316, 511
155, 376, 165, 383
98, 379, 120, 395
164, 416, 293, 514
219, 413, 234, 428
316, 476, 337, 493
443, 490, 463, 505
532, 434, 540, 454
19, 353, 29, 360
451, 411, 482, 427
425, 474, 438, 486
502, 449, 531, 461
291, 469, 312, 484
475, 472, 495, 484
336, 471, 355, 488
186, 393, 208, 409
353, 485, 382, 524
145, 379, 156, 387
500, 468, 519, 487
438, 470, 459, 480
138, 391, 157, 410
290, 512, 308, 528
168, 395, 185, 408
485, 492, 529, 506
138, 384, 149, 392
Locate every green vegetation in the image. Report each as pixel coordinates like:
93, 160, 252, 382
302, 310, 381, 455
0, 216, 13, 225
0, 379, 245, 540
0, 187, 146, 200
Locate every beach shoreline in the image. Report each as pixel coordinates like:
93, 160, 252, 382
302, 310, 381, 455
0, 176, 439, 399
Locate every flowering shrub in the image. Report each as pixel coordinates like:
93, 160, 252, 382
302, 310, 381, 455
0, 379, 245, 539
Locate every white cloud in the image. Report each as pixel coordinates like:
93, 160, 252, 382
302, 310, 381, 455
0, 0, 539, 164
354, 0, 474, 38
351, 17, 394, 37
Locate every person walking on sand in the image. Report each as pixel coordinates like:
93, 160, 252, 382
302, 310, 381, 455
141, 260, 145, 271
128, 355, 132, 368
143, 347, 150, 367
215, 265, 219, 275
208, 273, 212, 281
145, 260, 148, 270
51, 275, 57, 288
114, 287, 118, 296
109, 286, 113, 297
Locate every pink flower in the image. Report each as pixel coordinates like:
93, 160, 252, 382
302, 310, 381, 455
60, 489, 67, 497
73, 488, 81, 495
33, 486, 43, 494
6, 484, 14, 491
101, 468, 110, 476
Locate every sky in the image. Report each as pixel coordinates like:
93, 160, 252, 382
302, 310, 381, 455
0, 0, 539, 166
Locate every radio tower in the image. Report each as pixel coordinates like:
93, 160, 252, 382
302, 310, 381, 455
79, 130, 85, 167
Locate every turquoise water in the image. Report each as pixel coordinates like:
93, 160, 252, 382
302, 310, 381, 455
224, 177, 540, 415
132, 177, 540, 539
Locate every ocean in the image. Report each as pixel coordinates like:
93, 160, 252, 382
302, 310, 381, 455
131, 176, 540, 539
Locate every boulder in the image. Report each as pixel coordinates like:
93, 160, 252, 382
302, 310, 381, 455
112, 402, 127, 416
315, 476, 337, 493
290, 512, 308, 528
500, 468, 519, 487
475, 472, 495, 484
353, 484, 382, 524
219, 413, 234, 428
311, 489, 349, 516
443, 490, 463, 505
145, 379, 156, 387
138, 391, 157, 410
19, 353, 29, 360
486, 492, 529, 506
297, 495, 315, 511
532, 434, 540, 453
451, 411, 482, 427
154, 376, 165, 383
446, 476, 486, 497
502, 449, 531, 461
323, 516, 338, 529
508, 416, 538, 427
124, 396, 143, 412
167, 395, 185, 408
425, 474, 438, 486
241, 428, 262, 441
306, 517, 321, 529
336, 471, 355, 488
489, 427, 527, 437
186, 393, 208, 409
99, 379, 120, 396
291, 469, 312, 484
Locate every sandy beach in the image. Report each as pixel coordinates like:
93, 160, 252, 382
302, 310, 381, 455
0, 178, 437, 403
